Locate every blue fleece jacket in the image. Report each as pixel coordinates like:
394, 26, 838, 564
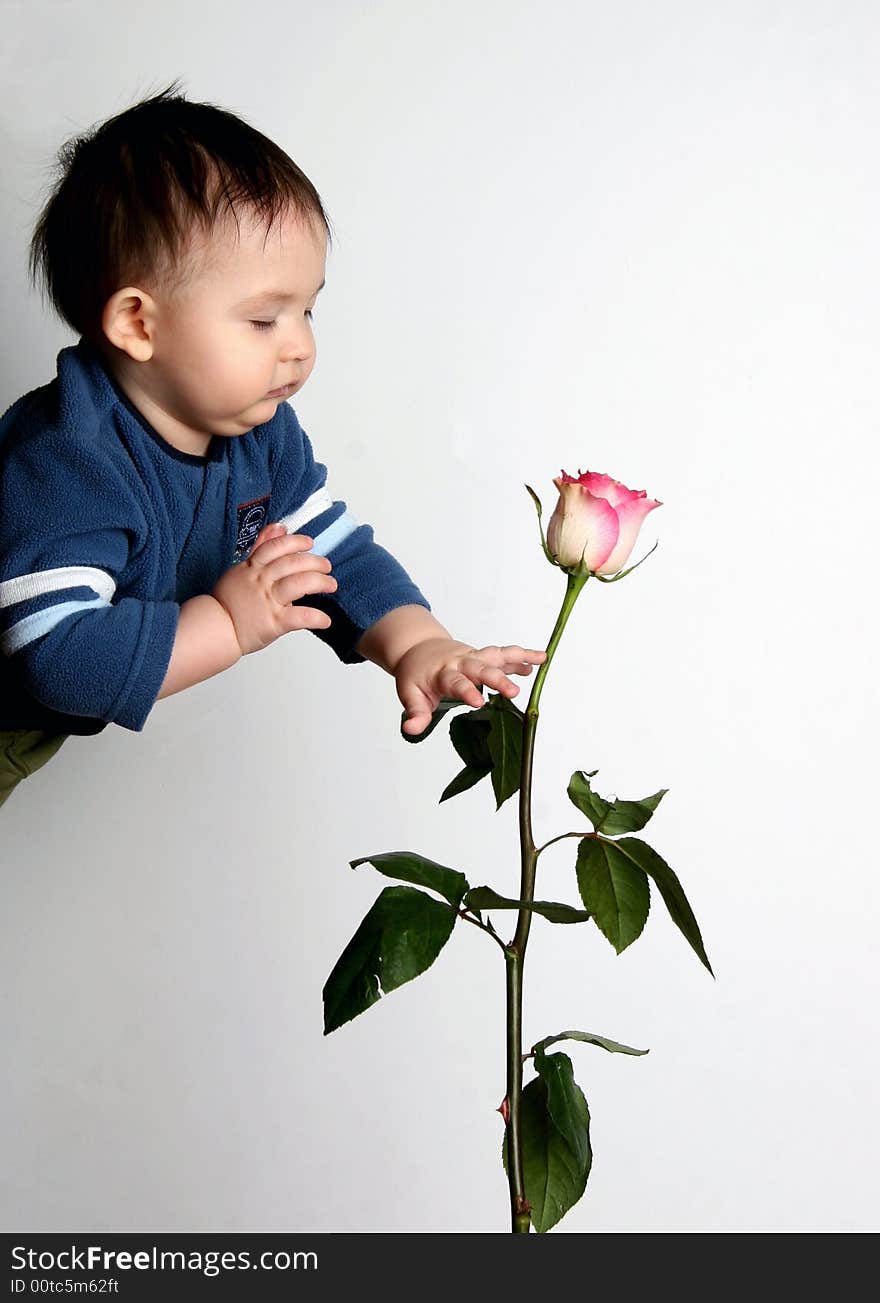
0, 340, 430, 736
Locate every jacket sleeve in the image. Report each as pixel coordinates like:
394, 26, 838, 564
267, 404, 431, 664
0, 432, 179, 730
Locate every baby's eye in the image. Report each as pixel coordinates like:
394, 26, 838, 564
250, 319, 277, 331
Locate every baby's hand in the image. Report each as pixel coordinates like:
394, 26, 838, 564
212, 522, 338, 655
395, 637, 548, 735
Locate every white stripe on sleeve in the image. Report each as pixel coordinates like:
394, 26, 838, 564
277, 488, 335, 536
0, 565, 116, 609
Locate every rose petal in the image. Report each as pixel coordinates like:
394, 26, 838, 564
548, 478, 620, 572
580, 471, 648, 509
595, 496, 662, 574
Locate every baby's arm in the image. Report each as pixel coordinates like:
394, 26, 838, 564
355, 604, 547, 735
0, 436, 331, 727
266, 404, 432, 666
154, 595, 242, 700
354, 603, 453, 673
0, 437, 178, 730
157, 524, 338, 700
261, 406, 546, 733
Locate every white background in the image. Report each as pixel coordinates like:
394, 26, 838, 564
1, 0, 877, 1233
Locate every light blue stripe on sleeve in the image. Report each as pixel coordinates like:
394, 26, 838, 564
309, 510, 359, 557
1, 596, 109, 655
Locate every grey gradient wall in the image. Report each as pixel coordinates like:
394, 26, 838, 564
1, 0, 877, 1233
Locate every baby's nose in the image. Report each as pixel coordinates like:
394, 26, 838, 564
280, 337, 313, 364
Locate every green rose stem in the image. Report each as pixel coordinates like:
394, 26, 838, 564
505, 568, 589, 1233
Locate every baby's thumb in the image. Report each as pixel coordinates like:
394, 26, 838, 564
398, 683, 433, 735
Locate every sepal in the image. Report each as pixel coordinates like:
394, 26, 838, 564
592, 539, 658, 582
525, 483, 560, 567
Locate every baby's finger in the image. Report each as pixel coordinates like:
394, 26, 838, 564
258, 522, 286, 539
490, 644, 548, 666
490, 658, 538, 676
467, 663, 521, 699
252, 522, 287, 551
512, 649, 547, 669
437, 667, 485, 710
252, 531, 315, 566
398, 682, 437, 734
463, 645, 545, 671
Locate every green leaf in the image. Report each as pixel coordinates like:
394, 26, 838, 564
440, 693, 525, 810
502, 1051, 591, 1233
350, 850, 469, 909
575, 837, 650, 953
323, 886, 457, 1034
599, 790, 667, 836
532, 1029, 649, 1057
612, 837, 714, 977
439, 764, 488, 803
567, 770, 611, 829
400, 695, 469, 743
567, 770, 667, 836
439, 703, 494, 803
486, 693, 525, 811
464, 885, 590, 924
535, 1050, 592, 1174
449, 702, 494, 768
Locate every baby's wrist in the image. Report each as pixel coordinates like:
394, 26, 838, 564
356, 606, 452, 675
207, 593, 244, 658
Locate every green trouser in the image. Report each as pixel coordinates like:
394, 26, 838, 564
0, 730, 69, 809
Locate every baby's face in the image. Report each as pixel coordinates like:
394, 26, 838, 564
146, 205, 326, 445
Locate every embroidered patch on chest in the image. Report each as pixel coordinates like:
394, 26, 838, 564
233, 494, 271, 563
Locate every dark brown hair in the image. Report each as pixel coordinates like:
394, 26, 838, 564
28, 81, 334, 344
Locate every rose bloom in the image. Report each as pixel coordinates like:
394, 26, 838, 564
546, 470, 662, 576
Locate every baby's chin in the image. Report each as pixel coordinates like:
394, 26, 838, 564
219, 396, 286, 432
253, 392, 288, 417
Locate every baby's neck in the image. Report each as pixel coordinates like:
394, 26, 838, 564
95, 342, 214, 459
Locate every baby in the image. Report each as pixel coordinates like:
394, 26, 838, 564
0, 86, 546, 807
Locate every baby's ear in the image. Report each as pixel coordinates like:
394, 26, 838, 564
101, 286, 157, 361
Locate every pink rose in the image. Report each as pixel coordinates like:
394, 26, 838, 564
546, 470, 662, 576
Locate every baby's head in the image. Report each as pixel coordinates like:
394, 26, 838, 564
29, 84, 333, 453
